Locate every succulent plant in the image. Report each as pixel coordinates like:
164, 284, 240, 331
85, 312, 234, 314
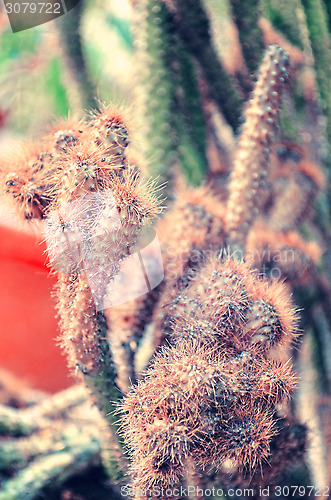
0, 0, 330, 498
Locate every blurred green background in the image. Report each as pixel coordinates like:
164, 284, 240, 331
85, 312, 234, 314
0, 0, 134, 137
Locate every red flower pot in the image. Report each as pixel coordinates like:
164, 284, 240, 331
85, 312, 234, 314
0, 224, 71, 392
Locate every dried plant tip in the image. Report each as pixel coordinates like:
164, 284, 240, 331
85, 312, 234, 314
258, 359, 298, 403
167, 256, 253, 346
1, 145, 54, 219
54, 129, 80, 152
49, 143, 107, 204
90, 104, 130, 157
244, 299, 286, 348
44, 118, 88, 154
226, 45, 290, 247
243, 278, 298, 349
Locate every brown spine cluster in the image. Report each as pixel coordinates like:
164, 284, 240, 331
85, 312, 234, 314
121, 257, 298, 490
217, 417, 308, 495
90, 104, 130, 157
2, 145, 54, 220
1, 106, 160, 224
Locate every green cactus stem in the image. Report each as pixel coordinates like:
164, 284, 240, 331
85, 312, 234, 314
165, 0, 243, 131
0, 424, 97, 470
172, 33, 209, 185
56, 274, 127, 480
0, 406, 48, 437
0, 427, 100, 500
229, 0, 265, 76
133, 0, 177, 190
57, 1, 95, 112
301, 0, 331, 146
262, 0, 304, 49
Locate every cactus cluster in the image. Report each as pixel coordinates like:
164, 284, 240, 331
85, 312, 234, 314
1, 42, 324, 497
116, 44, 322, 495
1, 103, 162, 481
122, 257, 298, 489
0, 0, 331, 497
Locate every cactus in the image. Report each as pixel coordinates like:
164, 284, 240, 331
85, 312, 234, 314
229, 0, 265, 76
0, 0, 331, 497
226, 45, 290, 249
122, 257, 298, 490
